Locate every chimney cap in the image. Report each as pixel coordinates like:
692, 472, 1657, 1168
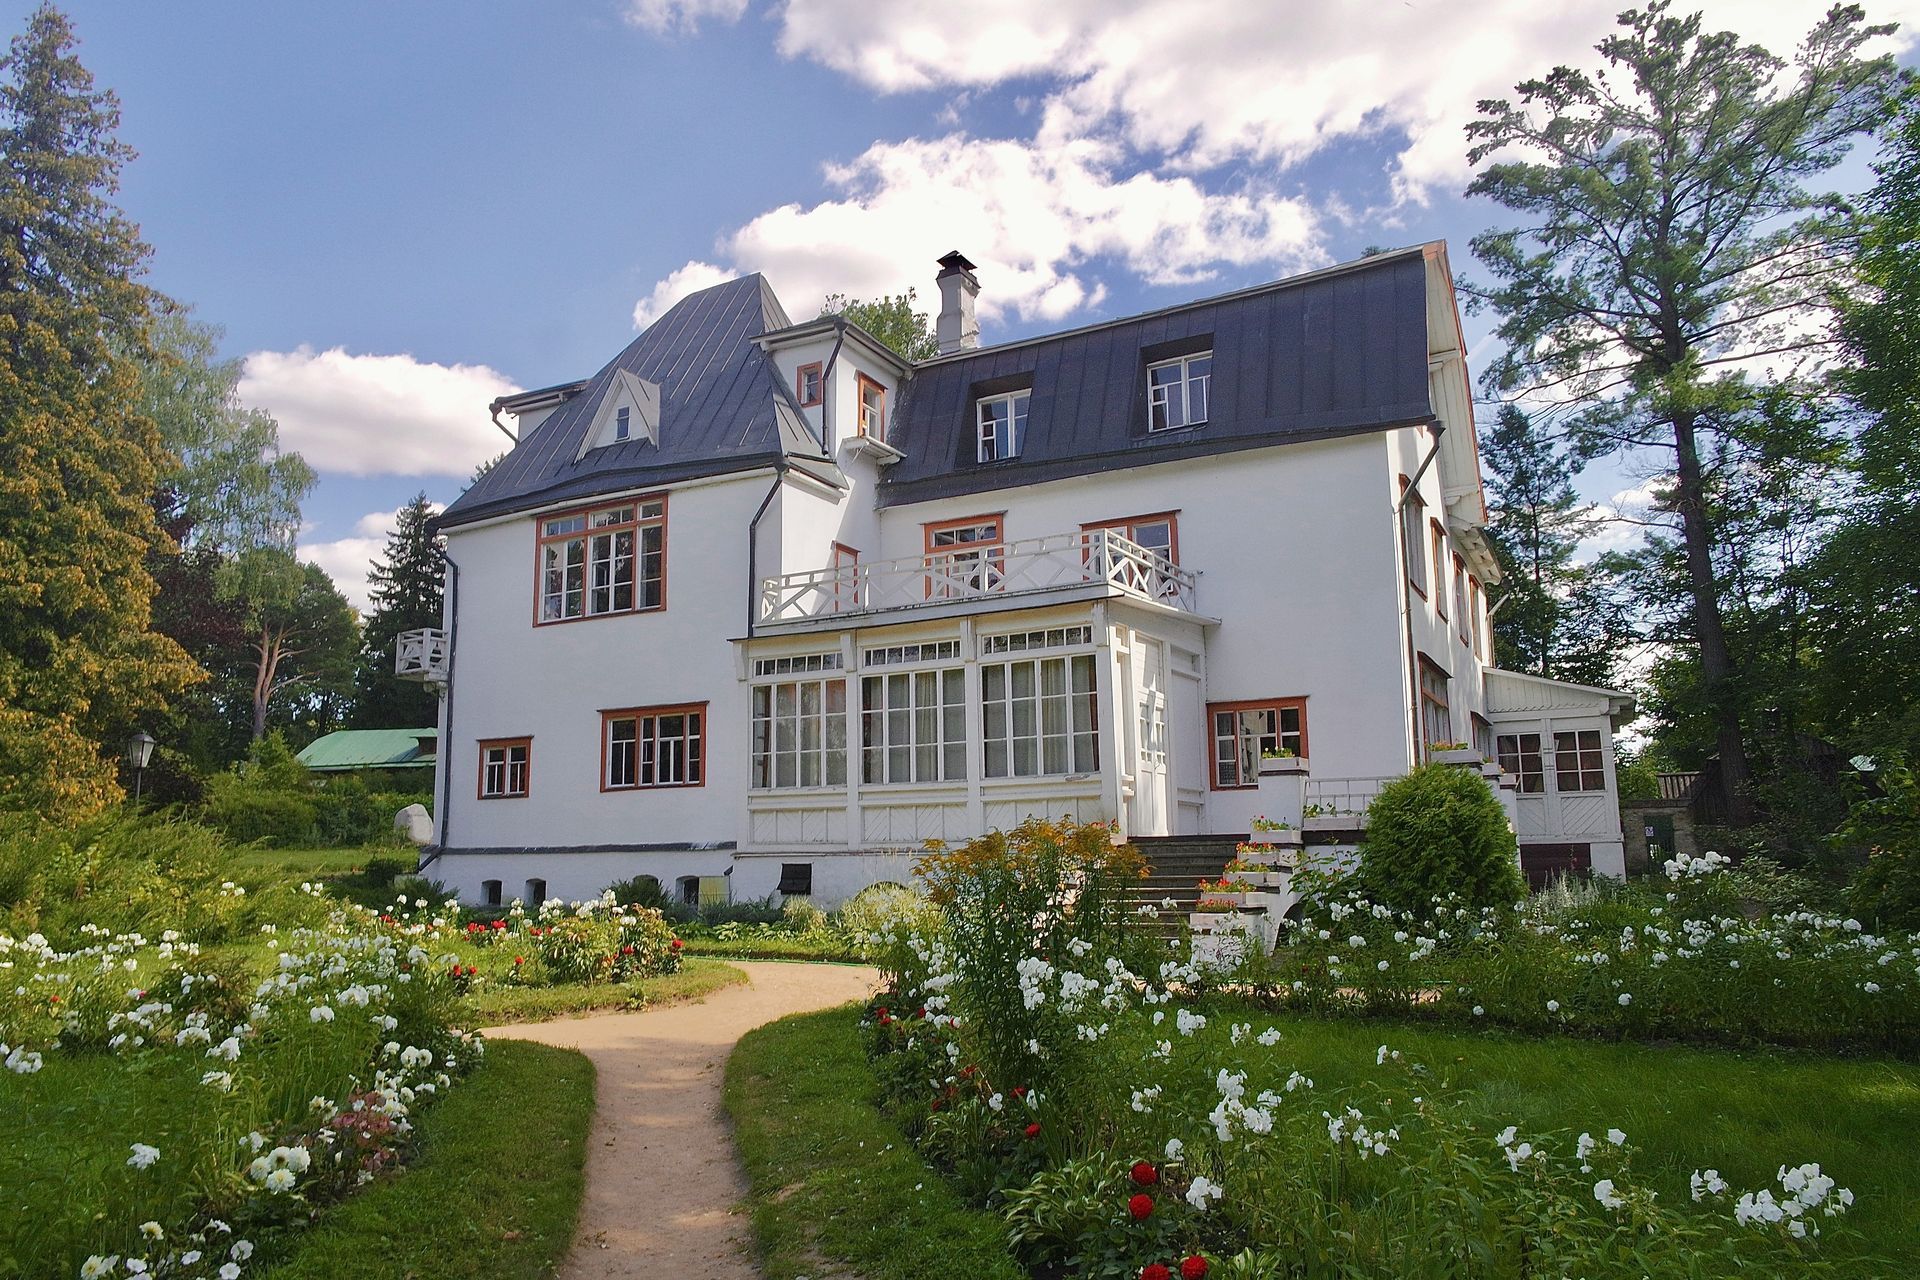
936, 250, 978, 277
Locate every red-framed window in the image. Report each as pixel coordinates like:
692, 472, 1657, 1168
1208, 697, 1308, 789
923, 514, 1004, 598
601, 704, 706, 790
856, 373, 887, 441
1469, 576, 1485, 658
1430, 519, 1448, 618
1400, 477, 1427, 598
796, 362, 823, 408
477, 737, 530, 799
1453, 554, 1470, 642
536, 496, 666, 624
1082, 511, 1179, 564
1418, 655, 1452, 753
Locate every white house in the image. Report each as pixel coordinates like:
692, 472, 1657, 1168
402, 244, 1634, 907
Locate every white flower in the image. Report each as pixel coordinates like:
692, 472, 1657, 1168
219, 1265, 241, 1280
1546, 1000, 1560, 1013
1175, 1008, 1207, 1037
126, 1143, 160, 1169
1186, 1175, 1224, 1211
1691, 1168, 1727, 1201
80, 1256, 119, 1279
230, 1240, 254, 1262
309, 1005, 335, 1023
1617, 993, 1632, 1006
1593, 1179, 1625, 1210
265, 1167, 296, 1193
1164, 1137, 1185, 1162
1257, 1027, 1281, 1046
1607, 1128, 1627, 1146
138, 1223, 163, 1241
1472, 1005, 1485, 1016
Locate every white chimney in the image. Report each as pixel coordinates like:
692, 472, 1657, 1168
935, 250, 979, 355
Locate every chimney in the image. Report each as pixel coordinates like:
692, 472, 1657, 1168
935, 250, 979, 355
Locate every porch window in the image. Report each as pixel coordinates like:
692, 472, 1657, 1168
977, 389, 1029, 462
1083, 512, 1178, 564
982, 654, 1098, 778
1418, 656, 1452, 751
856, 373, 887, 440
924, 515, 1004, 598
478, 737, 530, 798
796, 362, 823, 407
602, 704, 705, 789
751, 677, 848, 789
1208, 698, 1307, 789
1497, 732, 1546, 793
538, 497, 665, 623
1400, 479, 1428, 597
1554, 729, 1606, 792
1471, 713, 1495, 762
861, 667, 966, 783
1147, 352, 1211, 431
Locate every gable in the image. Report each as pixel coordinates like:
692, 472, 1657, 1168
576, 369, 661, 460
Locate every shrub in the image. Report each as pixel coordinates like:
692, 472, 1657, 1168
838, 880, 934, 941
608, 874, 668, 910
1841, 756, 1920, 932
780, 895, 828, 932
199, 733, 319, 846
310, 774, 433, 848
1360, 763, 1522, 917
531, 900, 682, 984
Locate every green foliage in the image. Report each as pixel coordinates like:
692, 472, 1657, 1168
606, 873, 666, 910
529, 905, 682, 984
0, 5, 201, 818
1841, 757, 1920, 932
351, 493, 443, 730
1360, 764, 1523, 917
224, 550, 359, 741
838, 880, 934, 942
821, 288, 939, 362
200, 732, 320, 844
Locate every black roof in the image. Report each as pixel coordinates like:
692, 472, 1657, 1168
879, 247, 1436, 505
439, 274, 835, 530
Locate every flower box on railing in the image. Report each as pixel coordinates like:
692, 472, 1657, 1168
1258, 754, 1308, 777
1429, 747, 1484, 767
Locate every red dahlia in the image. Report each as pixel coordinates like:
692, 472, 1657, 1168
1141, 1266, 1171, 1280
1024, 1122, 1041, 1139
1128, 1193, 1155, 1221
1131, 1161, 1159, 1186
1180, 1257, 1208, 1280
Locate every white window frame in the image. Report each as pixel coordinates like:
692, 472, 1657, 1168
751, 677, 848, 790
976, 389, 1030, 462
1146, 351, 1212, 432
981, 653, 1099, 779
861, 667, 966, 784
1554, 729, 1607, 793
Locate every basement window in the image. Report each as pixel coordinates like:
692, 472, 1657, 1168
778, 863, 814, 896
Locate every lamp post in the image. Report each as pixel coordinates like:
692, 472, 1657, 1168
125, 730, 156, 806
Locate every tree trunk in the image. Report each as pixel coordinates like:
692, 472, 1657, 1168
1670, 409, 1755, 826
251, 626, 282, 741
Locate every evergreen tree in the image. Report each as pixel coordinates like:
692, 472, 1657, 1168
352, 494, 444, 729
0, 4, 199, 818
1481, 406, 1602, 682
1464, 2, 1903, 825
821, 288, 939, 362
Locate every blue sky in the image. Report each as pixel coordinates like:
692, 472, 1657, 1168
13, 0, 1916, 608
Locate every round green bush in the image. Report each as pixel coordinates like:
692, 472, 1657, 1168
1359, 763, 1523, 917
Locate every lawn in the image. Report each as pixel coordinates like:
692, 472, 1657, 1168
726, 1005, 1026, 1280
466, 956, 748, 1022
255, 1039, 595, 1280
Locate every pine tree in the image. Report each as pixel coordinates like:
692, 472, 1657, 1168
352, 494, 444, 729
1481, 407, 1589, 675
0, 5, 199, 818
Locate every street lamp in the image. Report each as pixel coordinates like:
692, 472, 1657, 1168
125, 730, 156, 805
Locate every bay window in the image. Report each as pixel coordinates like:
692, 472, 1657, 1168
752, 678, 848, 789
981, 653, 1098, 778
861, 667, 965, 784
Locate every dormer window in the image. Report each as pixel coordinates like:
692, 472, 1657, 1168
976, 389, 1029, 462
856, 373, 886, 441
1147, 351, 1211, 432
614, 406, 631, 442
797, 362, 823, 407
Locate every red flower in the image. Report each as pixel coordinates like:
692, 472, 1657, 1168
513, 956, 525, 965
1011, 1086, 1027, 1098
1141, 1266, 1172, 1280
1128, 1193, 1155, 1221
1131, 1161, 1159, 1186
670, 939, 684, 950
1180, 1257, 1208, 1280
492, 919, 506, 929
1024, 1122, 1041, 1140
621, 945, 634, 955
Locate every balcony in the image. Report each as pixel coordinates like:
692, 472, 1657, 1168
757, 529, 1201, 631
394, 628, 450, 684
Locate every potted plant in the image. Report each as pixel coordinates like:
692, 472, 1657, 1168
1428, 741, 1483, 766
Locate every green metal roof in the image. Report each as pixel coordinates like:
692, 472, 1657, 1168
296, 728, 438, 772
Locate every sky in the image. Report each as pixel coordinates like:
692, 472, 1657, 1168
12, 0, 1917, 611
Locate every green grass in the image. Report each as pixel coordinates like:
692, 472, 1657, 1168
231, 844, 398, 880
680, 935, 862, 962
726, 1006, 1025, 1280
257, 1039, 594, 1280
1189, 997, 1920, 1267
466, 957, 748, 1022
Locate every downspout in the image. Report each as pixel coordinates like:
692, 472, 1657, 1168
745, 463, 787, 637
818, 322, 848, 455
487, 401, 517, 445
417, 545, 459, 875
1396, 424, 1446, 767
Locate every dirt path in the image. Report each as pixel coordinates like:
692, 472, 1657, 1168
486, 961, 877, 1280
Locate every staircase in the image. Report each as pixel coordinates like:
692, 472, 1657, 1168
1127, 834, 1243, 931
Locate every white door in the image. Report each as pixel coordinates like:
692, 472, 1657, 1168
1131, 639, 1171, 836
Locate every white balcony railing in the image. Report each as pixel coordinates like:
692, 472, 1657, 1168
394, 627, 450, 684
758, 528, 1199, 626
1304, 776, 1396, 825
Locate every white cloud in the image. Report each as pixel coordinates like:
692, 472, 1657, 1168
640, 132, 1322, 328
624, 0, 748, 34
631, 260, 738, 327
770, 0, 1920, 200
237, 347, 519, 479
300, 504, 444, 614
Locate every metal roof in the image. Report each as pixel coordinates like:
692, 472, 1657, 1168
439, 274, 840, 529
296, 728, 438, 772
879, 247, 1437, 505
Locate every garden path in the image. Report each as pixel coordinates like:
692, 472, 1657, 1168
487, 960, 878, 1280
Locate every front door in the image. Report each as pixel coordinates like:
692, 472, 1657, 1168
1131, 639, 1171, 836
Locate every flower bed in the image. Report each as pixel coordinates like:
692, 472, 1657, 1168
848, 819, 1908, 1278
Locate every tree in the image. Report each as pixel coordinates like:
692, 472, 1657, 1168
1464, 2, 1904, 825
138, 309, 314, 554
821, 288, 939, 362
352, 494, 444, 729
0, 4, 200, 818
228, 550, 358, 742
